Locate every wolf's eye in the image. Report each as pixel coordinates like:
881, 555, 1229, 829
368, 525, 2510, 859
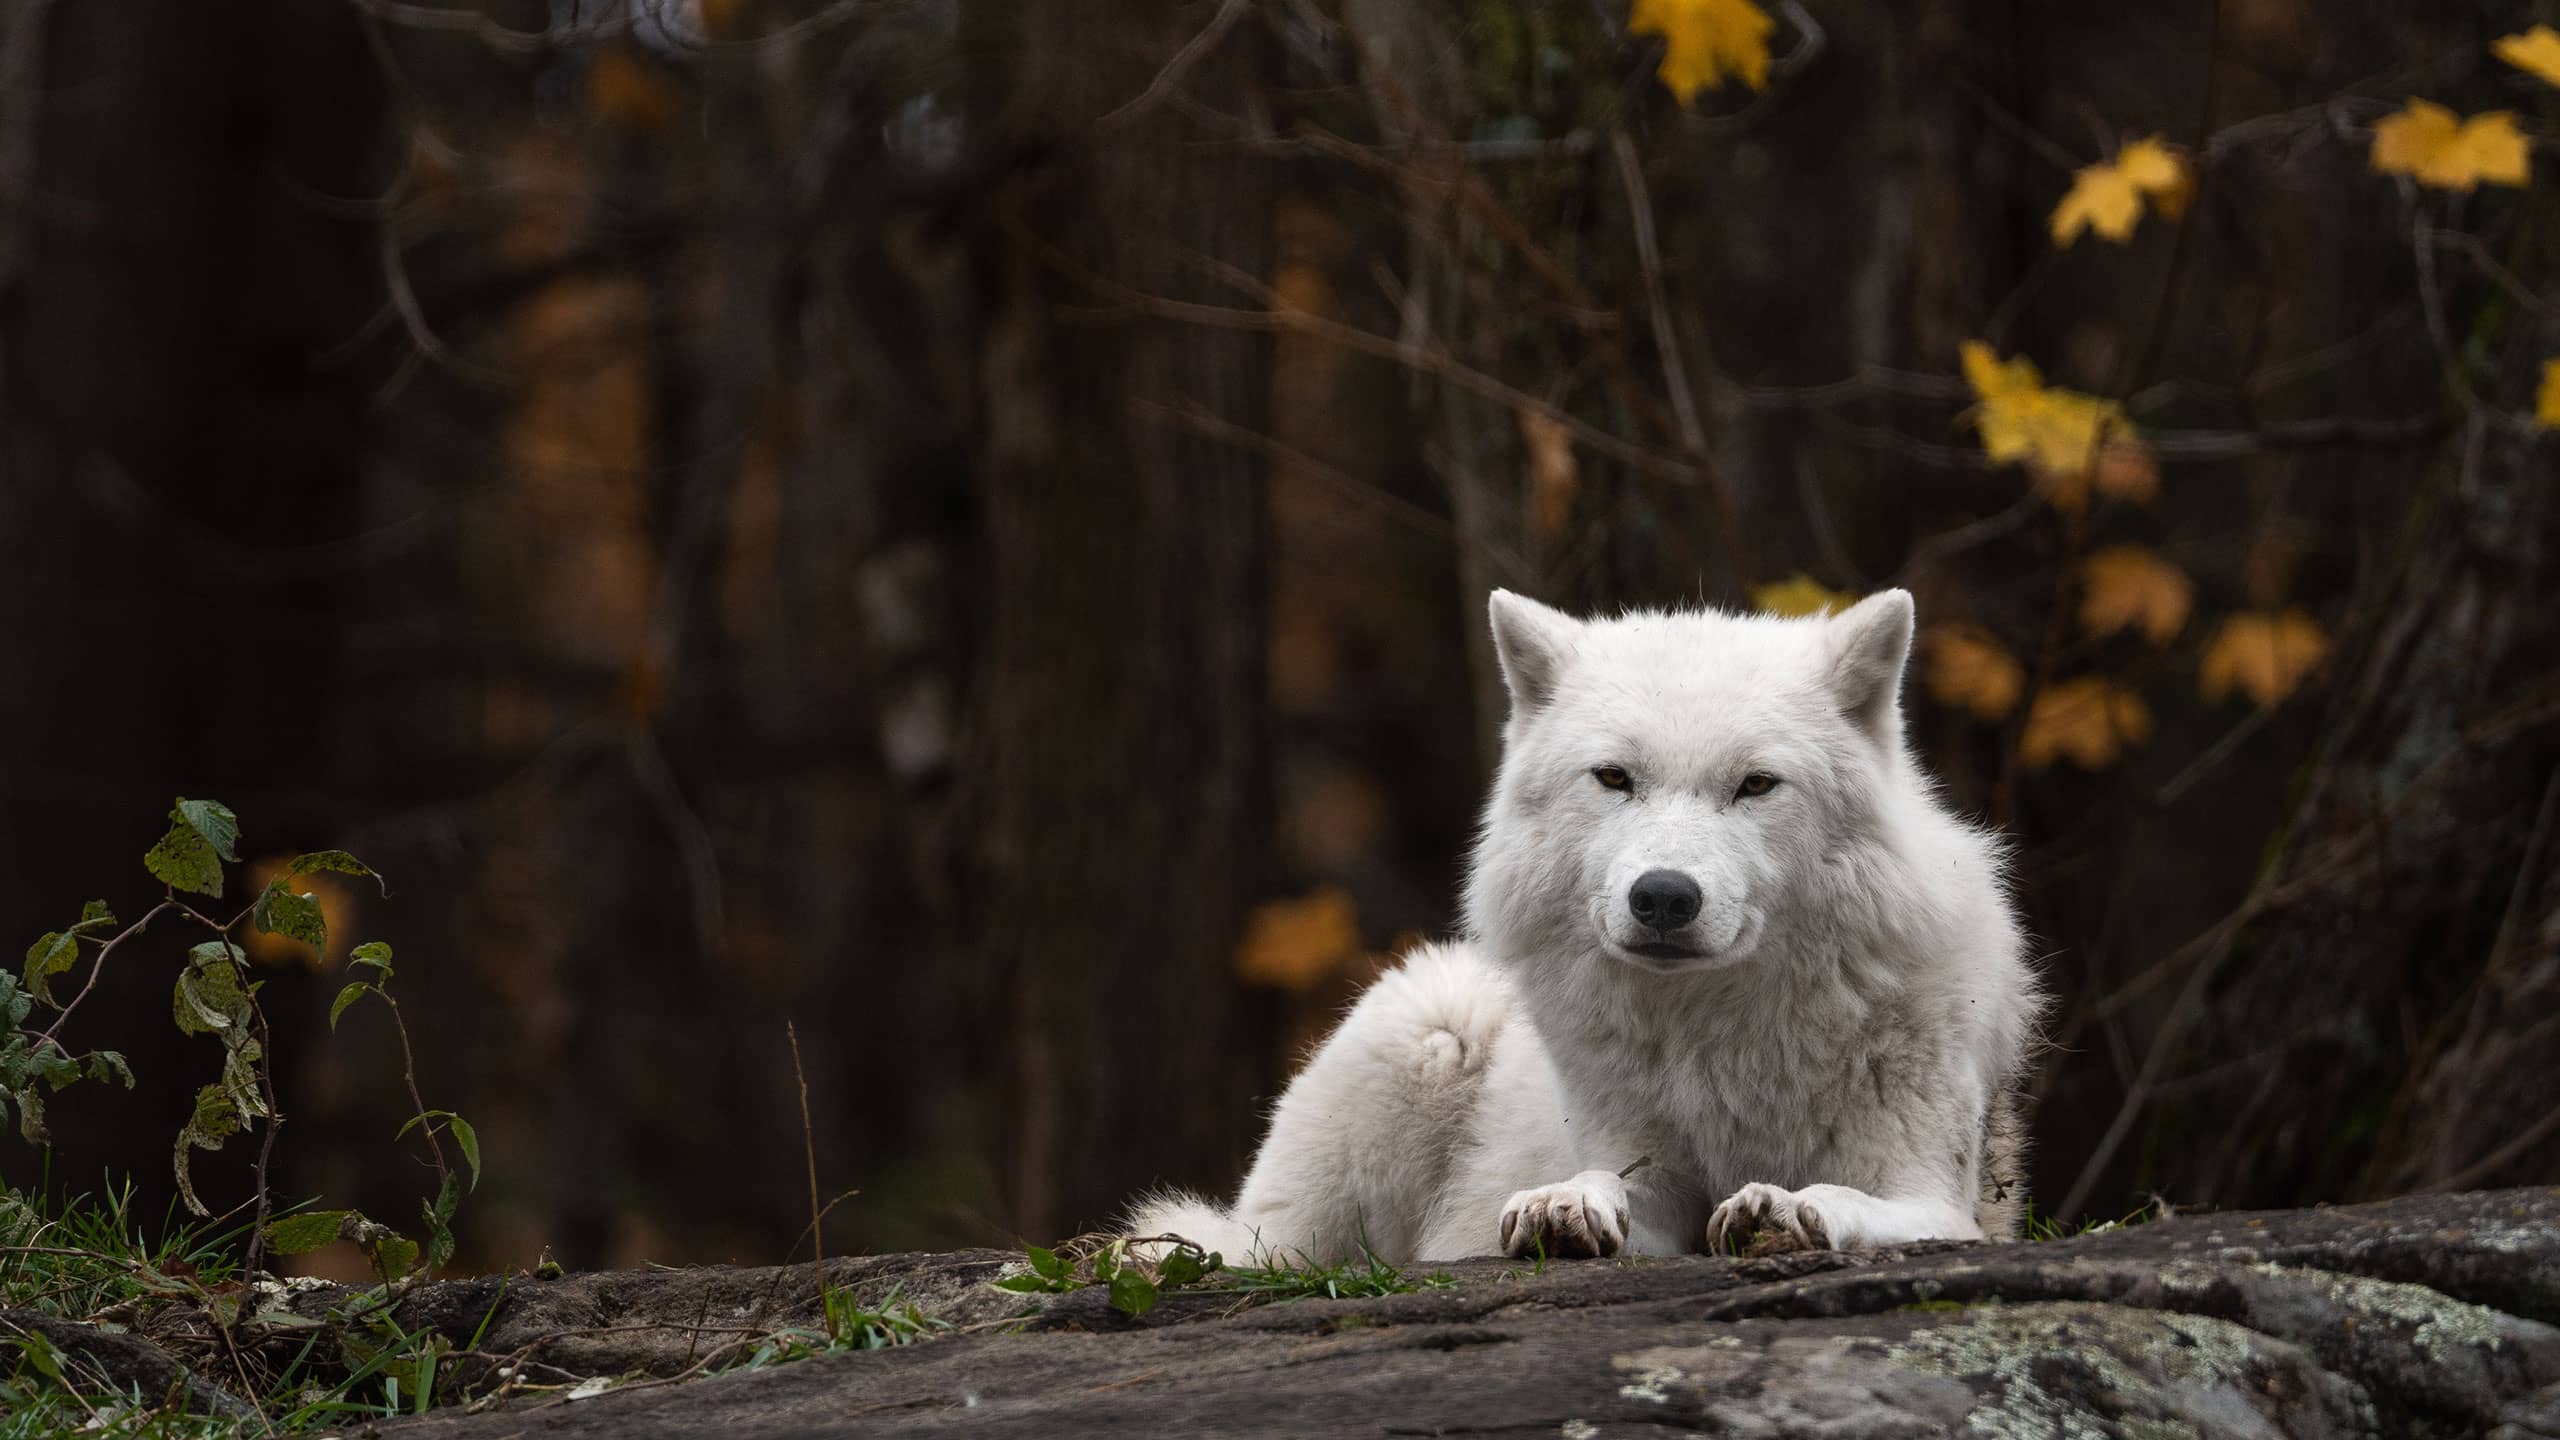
1592, 766, 1633, 792
1735, 772, 1779, 798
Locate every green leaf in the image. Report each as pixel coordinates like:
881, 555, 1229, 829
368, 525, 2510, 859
10, 1328, 67, 1385
289, 849, 387, 896
395, 1108, 450, 1142
1157, 1248, 1206, 1289
990, 1274, 1054, 1294
1025, 1245, 1071, 1282
174, 799, 242, 862
0, 973, 28, 1029
448, 1116, 481, 1191
425, 1217, 455, 1274
23, 931, 77, 1005
174, 1083, 242, 1216
251, 879, 326, 954
188, 1081, 244, 1141
29, 1040, 79, 1090
88, 1051, 133, 1088
145, 799, 240, 897
349, 941, 394, 979
15, 1088, 45, 1145
173, 945, 250, 1036
265, 1210, 350, 1256
431, 1169, 463, 1227
369, 1232, 420, 1283
1107, 1268, 1157, 1319
76, 900, 115, 930
220, 1038, 269, 1123
329, 982, 371, 1031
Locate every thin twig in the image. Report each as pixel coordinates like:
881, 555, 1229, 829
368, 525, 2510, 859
1609, 130, 1706, 457
2430, 227, 2560, 323
379, 225, 508, 386
2428, 1103, 2560, 1194
2410, 206, 2482, 417
788, 1022, 824, 1321
1096, 0, 1253, 133
239, 1007, 285, 1287
36, 901, 176, 1047
1027, 228, 1716, 498
379, 994, 450, 1186
626, 725, 725, 963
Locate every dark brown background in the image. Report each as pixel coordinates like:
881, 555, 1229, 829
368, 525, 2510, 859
1, 0, 2553, 1273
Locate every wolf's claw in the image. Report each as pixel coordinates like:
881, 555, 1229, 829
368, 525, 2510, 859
1499, 1173, 1630, 1258
1707, 1182, 1835, 1254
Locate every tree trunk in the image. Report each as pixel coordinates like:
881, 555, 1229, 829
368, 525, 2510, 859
967, 0, 1276, 1239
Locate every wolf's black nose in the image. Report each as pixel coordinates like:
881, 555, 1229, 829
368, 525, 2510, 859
1628, 870, 1703, 930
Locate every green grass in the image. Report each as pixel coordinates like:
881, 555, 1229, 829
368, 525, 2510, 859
702, 1283, 948, 1383
0, 1176, 967, 1438
0, 1172, 247, 1320
0, 1386, 238, 1440
2020, 1197, 2167, 1241
0, 1175, 958, 1438
1218, 1250, 1454, 1302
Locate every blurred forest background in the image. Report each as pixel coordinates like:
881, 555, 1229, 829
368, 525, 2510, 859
2, 0, 2556, 1276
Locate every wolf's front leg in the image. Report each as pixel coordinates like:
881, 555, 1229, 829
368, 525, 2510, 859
1498, 1169, 1633, 1258
1706, 1182, 1979, 1252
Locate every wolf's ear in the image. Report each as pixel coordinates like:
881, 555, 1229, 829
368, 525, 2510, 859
1488, 589, 1580, 714
1826, 589, 1915, 742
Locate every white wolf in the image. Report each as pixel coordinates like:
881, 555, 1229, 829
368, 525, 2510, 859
1131, 589, 2043, 1261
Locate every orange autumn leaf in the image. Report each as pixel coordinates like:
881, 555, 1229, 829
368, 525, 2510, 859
2369, 100, 2529, 191
1629, 0, 1775, 103
696, 0, 751, 38
2020, 677, 2154, 771
1234, 888, 1359, 991
2200, 610, 2328, 709
2495, 25, 2560, 89
2079, 546, 2193, 645
2036, 433, 2160, 516
1924, 623, 2025, 722
2051, 137, 2194, 246
588, 48, 681, 132
1520, 410, 1578, 537
1752, 574, 1857, 618
2537, 358, 2560, 431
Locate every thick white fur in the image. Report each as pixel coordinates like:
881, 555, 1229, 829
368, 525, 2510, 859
1130, 591, 2044, 1262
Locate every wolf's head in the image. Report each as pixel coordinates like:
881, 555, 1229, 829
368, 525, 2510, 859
1462, 589, 1921, 976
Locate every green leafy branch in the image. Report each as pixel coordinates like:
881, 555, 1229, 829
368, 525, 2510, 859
992, 1237, 1221, 1319
10, 796, 480, 1299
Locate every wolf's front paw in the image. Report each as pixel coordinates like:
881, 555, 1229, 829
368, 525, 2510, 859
1499, 1172, 1630, 1259
1706, 1182, 1835, 1255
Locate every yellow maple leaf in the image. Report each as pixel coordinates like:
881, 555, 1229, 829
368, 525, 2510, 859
2079, 546, 2193, 645
1234, 888, 1359, 991
2495, 26, 2560, 88
1960, 340, 2041, 400
1924, 623, 2024, 722
1961, 342, 2150, 512
2051, 137, 2194, 246
1629, 0, 1775, 103
2538, 358, 2560, 430
1519, 411, 1578, 537
1753, 574, 1857, 617
2020, 677, 2154, 771
2370, 100, 2530, 191
2200, 610, 2328, 709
